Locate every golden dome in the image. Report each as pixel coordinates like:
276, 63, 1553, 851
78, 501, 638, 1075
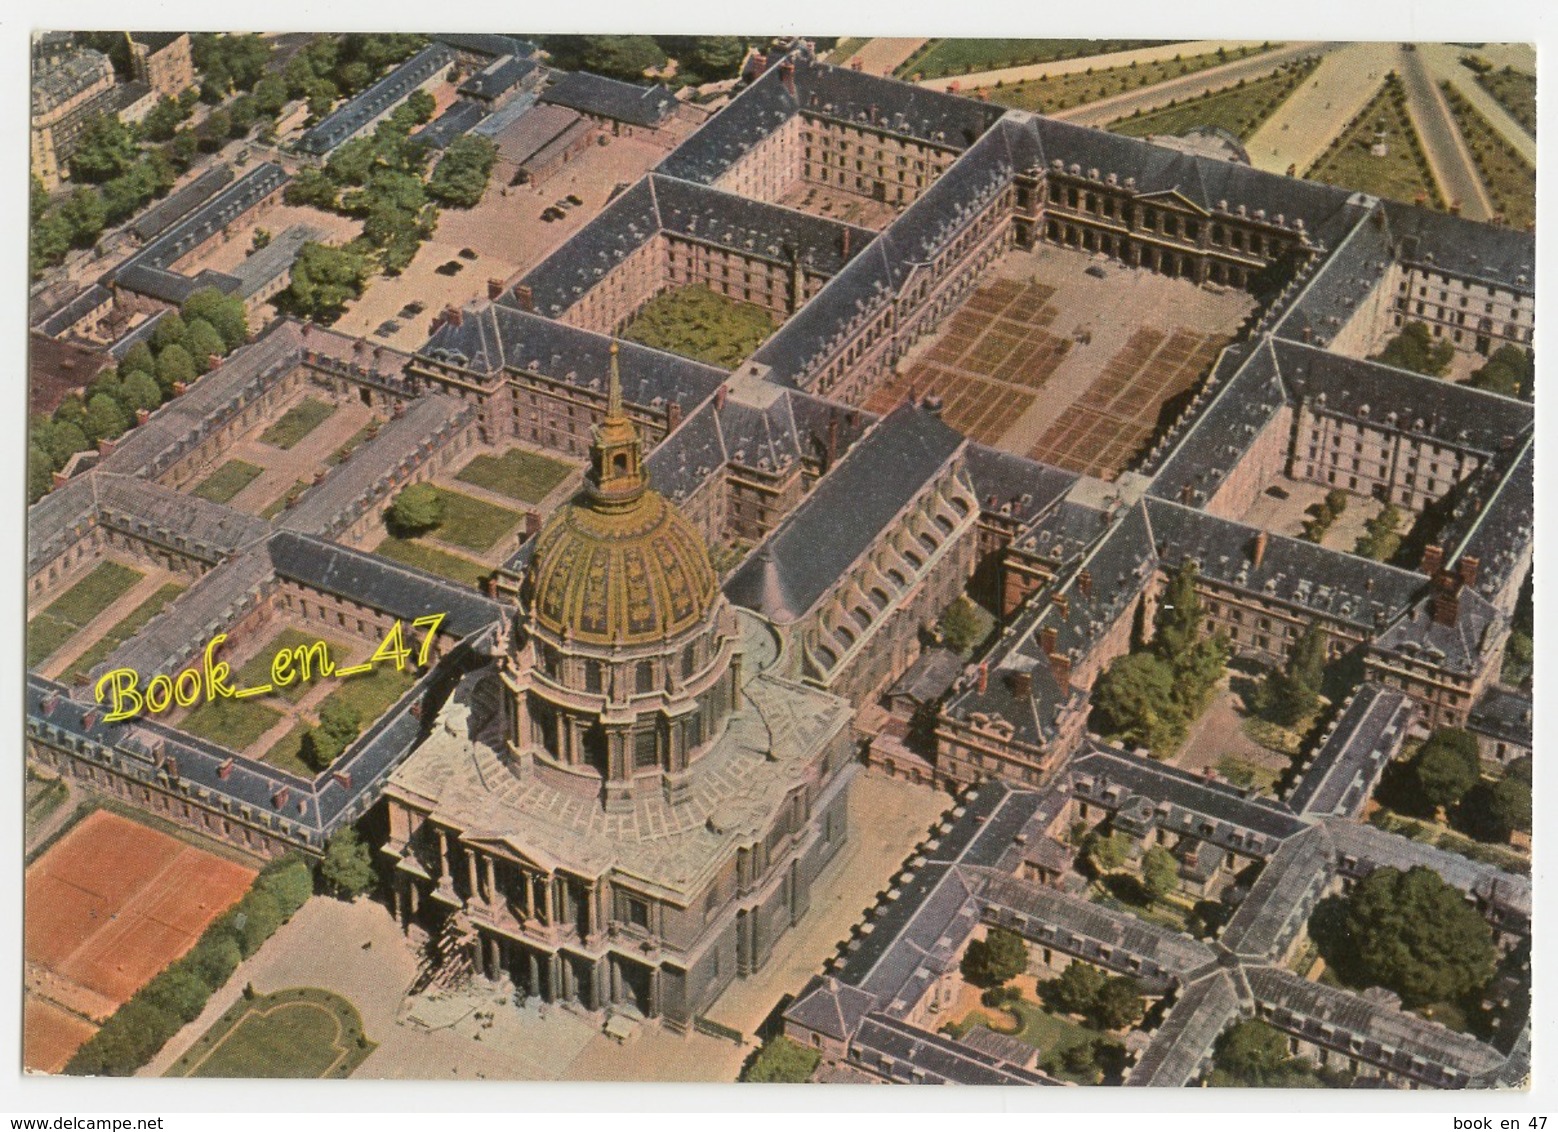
525, 343, 718, 647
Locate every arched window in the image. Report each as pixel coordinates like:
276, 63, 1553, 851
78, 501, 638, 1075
635, 660, 655, 694
887, 568, 908, 587
869, 587, 889, 609
852, 607, 872, 629
902, 548, 924, 570
681, 642, 697, 679
584, 659, 603, 693
934, 513, 955, 534
919, 532, 939, 553
836, 624, 856, 647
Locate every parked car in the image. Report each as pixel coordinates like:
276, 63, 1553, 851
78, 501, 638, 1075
566, 193, 583, 206
459, 247, 478, 260
374, 320, 399, 337
398, 301, 425, 318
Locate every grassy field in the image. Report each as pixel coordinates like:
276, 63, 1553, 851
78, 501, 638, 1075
1305, 75, 1444, 209
322, 661, 418, 723
260, 480, 310, 520
455, 447, 574, 504
235, 627, 352, 703
427, 488, 524, 553
984, 45, 1272, 115
620, 284, 776, 369
261, 722, 314, 778
1441, 82, 1535, 229
950, 998, 1104, 1083
62, 582, 187, 683
1473, 65, 1535, 137
167, 988, 374, 1079
193, 460, 265, 504
177, 695, 284, 754
824, 37, 869, 65
373, 535, 489, 588
897, 39, 1175, 81
1110, 55, 1321, 140
25, 770, 69, 838
1216, 753, 1283, 794
28, 562, 146, 667
260, 397, 337, 450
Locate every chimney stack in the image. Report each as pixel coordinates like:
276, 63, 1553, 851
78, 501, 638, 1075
826, 413, 839, 470
1052, 593, 1069, 620
841, 227, 851, 258
1251, 530, 1269, 569
1010, 670, 1033, 699
1049, 651, 1072, 689
1040, 625, 1058, 655
1457, 555, 1480, 588
1420, 543, 1444, 576
1078, 569, 1093, 600
1431, 587, 1461, 627
976, 663, 989, 695
667, 399, 683, 430
512, 283, 534, 311
715, 385, 728, 411
488, 277, 504, 300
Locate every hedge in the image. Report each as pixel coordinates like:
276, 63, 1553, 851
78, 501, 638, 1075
65, 854, 315, 1076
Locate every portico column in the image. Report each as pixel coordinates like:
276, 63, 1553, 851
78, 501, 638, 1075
465, 847, 479, 900
485, 854, 497, 905
524, 871, 536, 919
437, 828, 452, 881
543, 875, 554, 924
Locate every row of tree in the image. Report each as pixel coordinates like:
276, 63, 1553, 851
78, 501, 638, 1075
29, 289, 249, 503
537, 36, 752, 86
1089, 562, 1228, 756
1384, 727, 1531, 844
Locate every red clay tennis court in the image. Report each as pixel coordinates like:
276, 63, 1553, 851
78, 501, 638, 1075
25, 807, 256, 1067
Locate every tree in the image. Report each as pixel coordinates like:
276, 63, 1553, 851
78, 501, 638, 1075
1374, 321, 1454, 377
680, 36, 749, 82
1466, 344, 1532, 398
37, 420, 89, 468
1141, 845, 1179, 901
1458, 775, 1530, 844
85, 393, 129, 442
543, 35, 667, 81
121, 340, 156, 378
1154, 560, 1203, 662
1083, 829, 1130, 875
235, 889, 282, 957
279, 241, 371, 323
184, 318, 228, 372
186, 933, 242, 989
182, 288, 249, 352
744, 1036, 820, 1083
119, 369, 163, 414
1328, 865, 1497, 1007
1089, 651, 1181, 753
938, 596, 986, 654
1402, 728, 1481, 814
960, 926, 1028, 988
301, 701, 363, 770
141, 95, 193, 142
1213, 1019, 1293, 1086
388, 482, 445, 535
1046, 961, 1106, 1015
1088, 976, 1144, 1030
253, 74, 290, 115
427, 135, 498, 208
285, 167, 340, 210
59, 187, 108, 247
142, 966, 211, 1023
28, 444, 55, 503
151, 312, 188, 351
257, 855, 315, 919
320, 827, 376, 899
1153, 560, 1225, 719
155, 343, 197, 396
405, 88, 436, 124
1354, 503, 1404, 562
1254, 623, 1328, 726
69, 114, 139, 183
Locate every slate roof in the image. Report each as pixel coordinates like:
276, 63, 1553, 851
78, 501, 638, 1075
1125, 971, 1240, 1087
1273, 201, 1396, 351
109, 163, 291, 305
1323, 819, 1530, 920
1466, 686, 1532, 749
267, 530, 505, 639
1286, 684, 1412, 818
297, 44, 455, 155
964, 444, 1079, 528
540, 71, 675, 127
1248, 965, 1507, 1087
1217, 825, 1334, 959
724, 402, 965, 623
412, 99, 490, 149
1440, 433, 1533, 607
1372, 583, 1504, 678
1144, 496, 1423, 634
431, 34, 537, 60
419, 302, 726, 413
850, 1015, 1057, 1085
1273, 338, 1533, 457
229, 224, 323, 299
33, 283, 113, 337
1382, 200, 1535, 295
458, 54, 538, 102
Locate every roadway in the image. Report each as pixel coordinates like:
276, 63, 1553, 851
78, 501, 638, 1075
1398, 44, 1493, 219
1244, 41, 1399, 175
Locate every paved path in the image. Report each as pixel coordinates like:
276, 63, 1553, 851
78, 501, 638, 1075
1399, 45, 1493, 220
1053, 43, 1328, 129
37, 567, 183, 681
1246, 42, 1399, 175
1418, 43, 1535, 165
917, 40, 1267, 92
841, 38, 929, 77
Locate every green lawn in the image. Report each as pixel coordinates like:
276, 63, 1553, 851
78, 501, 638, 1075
373, 535, 489, 588
25, 770, 69, 836
825, 37, 869, 65
1473, 65, 1535, 137
428, 488, 524, 553
62, 582, 187, 683
1441, 82, 1534, 228
177, 696, 284, 753
986, 45, 1273, 115
1216, 753, 1282, 794
620, 284, 776, 369
28, 561, 146, 667
898, 39, 1176, 81
326, 419, 383, 467
167, 988, 374, 1079
261, 721, 315, 778
1110, 55, 1321, 140
1305, 76, 1444, 208
260, 480, 310, 520
321, 661, 418, 724
193, 460, 265, 504
952, 998, 1104, 1083
235, 627, 351, 703
455, 447, 574, 504
260, 397, 338, 449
